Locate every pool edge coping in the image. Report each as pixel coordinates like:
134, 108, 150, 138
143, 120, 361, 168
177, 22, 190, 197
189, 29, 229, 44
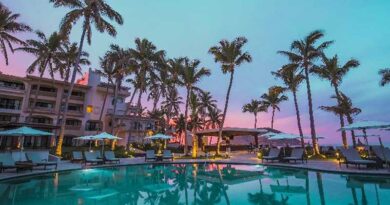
1, 160, 390, 182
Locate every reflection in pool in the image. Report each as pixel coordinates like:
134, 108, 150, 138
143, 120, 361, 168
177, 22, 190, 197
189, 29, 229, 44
0, 163, 389, 205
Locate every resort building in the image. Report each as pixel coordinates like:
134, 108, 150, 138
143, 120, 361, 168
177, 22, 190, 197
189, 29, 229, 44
0, 69, 156, 149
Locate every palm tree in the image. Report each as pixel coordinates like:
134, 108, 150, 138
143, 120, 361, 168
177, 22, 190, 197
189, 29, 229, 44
379, 68, 390, 86
17, 31, 64, 122
242, 99, 267, 146
0, 3, 31, 66
312, 54, 359, 147
101, 44, 132, 134
319, 92, 361, 147
129, 38, 165, 115
55, 41, 90, 129
205, 108, 223, 145
161, 88, 183, 131
174, 114, 186, 144
197, 91, 217, 118
179, 58, 210, 155
209, 36, 252, 155
278, 30, 333, 155
50, 0, 123, 156
261, 86, 288, 129
272, 63, 305, 147
189, 92, 205, 157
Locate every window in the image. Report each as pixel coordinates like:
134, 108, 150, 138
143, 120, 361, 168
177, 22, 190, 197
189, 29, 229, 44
0, 115, 18, 122
64, 90, 85, 97
28, 116, 53, 124
66, 119, 81, 126
31, 101, 54, 109
68, 104, 83, 112
133, 121, 143, 130
85, 121, 102, 131
32, 85, 56, 92
0, 80, 24, 90
0, 98, 22, 110
111, 97, 124, 105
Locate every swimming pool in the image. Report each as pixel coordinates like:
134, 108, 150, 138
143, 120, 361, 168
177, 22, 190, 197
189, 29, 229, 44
0, 163, 389, 205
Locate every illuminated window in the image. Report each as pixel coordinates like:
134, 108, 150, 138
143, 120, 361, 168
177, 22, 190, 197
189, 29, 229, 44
86, 105, 93, 113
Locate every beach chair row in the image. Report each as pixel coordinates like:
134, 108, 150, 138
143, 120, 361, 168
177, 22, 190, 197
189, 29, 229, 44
262, 147, 307, 164
71, 151, 120, 165
145, 150, 173, 162
0, 152, 58, 173
337, 146, 390, 169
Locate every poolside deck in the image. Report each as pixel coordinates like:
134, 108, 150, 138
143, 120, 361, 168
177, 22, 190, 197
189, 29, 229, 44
1, 151, 389, 180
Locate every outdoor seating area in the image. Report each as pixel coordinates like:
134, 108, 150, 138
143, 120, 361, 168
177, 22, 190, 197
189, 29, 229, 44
261, 147, 307, 164
145, 149, 174, 162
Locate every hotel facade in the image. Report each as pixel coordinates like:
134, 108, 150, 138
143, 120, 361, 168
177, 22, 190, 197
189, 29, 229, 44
0, 69, 156, 149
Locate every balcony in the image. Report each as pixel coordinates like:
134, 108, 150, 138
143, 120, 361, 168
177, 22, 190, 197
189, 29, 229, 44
0, 81, 25, 91
32, 106, 55, 113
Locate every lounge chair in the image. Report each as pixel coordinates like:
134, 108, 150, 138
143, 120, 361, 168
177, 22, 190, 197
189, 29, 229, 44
338, 148, 378, 169
84, 151, 104, 165
371, 146, 390, 166
0, 153, 33, 173
283, 148, 306, 163
26, 152, 57, 170
145, 150, 156, 162
262, 148, 280, 163
162, 150, 173, 161
104, 151, 120, 164
71, 151, 84, 163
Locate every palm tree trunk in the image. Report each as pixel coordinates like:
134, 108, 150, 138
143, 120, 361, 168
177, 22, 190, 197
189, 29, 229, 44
346, 114, 357, 147
217, 70, 234, 156
304, 66, 319, 155
99, 81, 110, 125
55, 26, 87, 156
334, 86, 347, 148
254, 113, 257, 129
125, 88, 138, 150
27, 70, 45, 123
111, 79, 119, 134
316, 172, 326, 205
271, 107, 275, 129
129, 87, 138, 105
184, 87, 190, 155
137, 91, 143, 115
293, 90, 305, 147
191, 127, 198, 158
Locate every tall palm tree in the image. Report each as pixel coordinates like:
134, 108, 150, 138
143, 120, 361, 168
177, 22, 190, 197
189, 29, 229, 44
261, 86, 288, 129
379, 68, 390, 86
278, 30, 333, 155
17, 31, 64, 122
312, 54, 359, 147
189, 91, 205, 157
101, 44, 132, 134
179, 58, 210, 155
209, 36, 252, 155
319, 92, 361, 147
242, 99, 267, 146
50, 0, 123, 156
272, 63, 305, 147
55, 41, 89, 129
129, 38, 165, 115
0, 3, 31, 66
161, 88, 183, 131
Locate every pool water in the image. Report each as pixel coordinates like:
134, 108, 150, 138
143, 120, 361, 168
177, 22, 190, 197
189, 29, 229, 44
0, 163, 389, 205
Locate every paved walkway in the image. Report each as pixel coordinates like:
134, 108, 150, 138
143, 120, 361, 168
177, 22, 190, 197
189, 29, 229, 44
1, 152, 390, 180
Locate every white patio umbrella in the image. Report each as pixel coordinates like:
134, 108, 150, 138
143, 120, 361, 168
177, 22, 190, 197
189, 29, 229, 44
74, 135, 96, 151
0, 126, 54, 160
339, 121, 390, 147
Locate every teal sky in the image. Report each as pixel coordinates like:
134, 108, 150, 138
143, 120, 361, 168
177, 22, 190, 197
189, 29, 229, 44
2, 0, 390, 145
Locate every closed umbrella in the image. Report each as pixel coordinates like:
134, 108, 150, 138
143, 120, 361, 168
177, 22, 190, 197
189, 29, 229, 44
0, 126, 53, 160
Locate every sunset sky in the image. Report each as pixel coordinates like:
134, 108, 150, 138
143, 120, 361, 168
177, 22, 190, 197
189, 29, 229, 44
1, 0, 390, 145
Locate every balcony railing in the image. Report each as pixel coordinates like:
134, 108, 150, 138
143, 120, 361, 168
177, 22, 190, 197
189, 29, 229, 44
0, 84, 24, 91
65, 125, 82, 130
30, 90, 57, 97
